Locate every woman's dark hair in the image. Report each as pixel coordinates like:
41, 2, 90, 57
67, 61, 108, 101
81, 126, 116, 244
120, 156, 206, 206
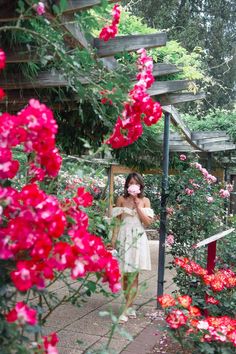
124, 172, 144, 198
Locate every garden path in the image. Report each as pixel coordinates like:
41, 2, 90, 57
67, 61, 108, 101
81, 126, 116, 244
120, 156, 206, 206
43, 241, 176, 354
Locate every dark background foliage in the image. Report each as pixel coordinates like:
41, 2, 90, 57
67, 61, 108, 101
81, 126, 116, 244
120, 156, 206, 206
122, 0, 236, 113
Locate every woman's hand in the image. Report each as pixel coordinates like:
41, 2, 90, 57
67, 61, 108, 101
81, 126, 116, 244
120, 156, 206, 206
133, 196, 142, 209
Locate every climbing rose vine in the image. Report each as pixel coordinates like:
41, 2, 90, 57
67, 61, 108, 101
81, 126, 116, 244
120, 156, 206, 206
106, 48, 162, 148
99, 4, 121, 41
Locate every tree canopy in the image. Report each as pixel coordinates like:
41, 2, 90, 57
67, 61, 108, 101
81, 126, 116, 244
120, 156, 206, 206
123, 0, 236, 112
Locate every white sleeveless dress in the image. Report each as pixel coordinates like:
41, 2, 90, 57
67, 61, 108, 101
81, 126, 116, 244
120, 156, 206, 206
112, 207, 154, 273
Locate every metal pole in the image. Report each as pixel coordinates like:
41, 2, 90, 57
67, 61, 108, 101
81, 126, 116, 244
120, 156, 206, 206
207, 152, 212, 172
157, 111, 170, 305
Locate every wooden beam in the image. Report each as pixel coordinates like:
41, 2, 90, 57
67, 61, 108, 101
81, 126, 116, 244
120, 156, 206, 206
153, 63, 182, 77
0, 70, 90, 89
0, 88, 78, 104
0, 90, 49, 104
94, 32, 167, 57
196, 136, 230, 144
204, 143, 236, 152
60, 0, 121, 13
0, 72, 68, 90
169, 141, 192, 147
192, 131, 228, 140
5, 49, 181, 78
148, 80, 191, 96
0, 101, 74, 113
5, 47, 38, 63
163, 106, 191, 141
111, 165, 135, 175
169, 146, 201, 152
157, 92, 205, 105
163, 105, 204, 152
60, 14, 91, 49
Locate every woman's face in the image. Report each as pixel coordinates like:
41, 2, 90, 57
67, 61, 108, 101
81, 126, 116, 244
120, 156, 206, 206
128, 177, 140, 187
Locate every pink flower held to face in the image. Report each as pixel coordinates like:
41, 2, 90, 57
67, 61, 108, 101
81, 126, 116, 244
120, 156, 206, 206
128, 184, 141, 196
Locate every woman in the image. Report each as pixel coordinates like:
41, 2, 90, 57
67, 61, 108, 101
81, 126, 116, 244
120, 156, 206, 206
111, 172, 154, 323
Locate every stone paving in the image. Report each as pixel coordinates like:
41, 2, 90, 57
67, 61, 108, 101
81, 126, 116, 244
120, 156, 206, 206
42, 241, 175, 354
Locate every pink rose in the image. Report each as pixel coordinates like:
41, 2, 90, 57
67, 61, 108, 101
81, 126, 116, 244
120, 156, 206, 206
179, 154, 187, 161
128, 184, 141, 196
185, 188, 194, 196
166, 234, 174, 246
206, 196, 214, 203
219, 189, 230, 198
36, 2, 45, 15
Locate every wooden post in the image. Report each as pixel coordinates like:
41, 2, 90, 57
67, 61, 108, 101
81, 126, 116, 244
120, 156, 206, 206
207, 242, 217, 274
193, 228, 235, 274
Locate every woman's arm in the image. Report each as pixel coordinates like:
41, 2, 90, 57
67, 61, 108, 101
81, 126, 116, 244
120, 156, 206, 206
134, 197, 153, 226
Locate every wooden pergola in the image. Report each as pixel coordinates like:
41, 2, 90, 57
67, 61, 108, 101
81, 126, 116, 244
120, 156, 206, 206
1, 0, 235, 302
0, 0, 205, 110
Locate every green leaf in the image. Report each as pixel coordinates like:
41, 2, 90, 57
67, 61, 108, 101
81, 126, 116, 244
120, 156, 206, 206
52, 4, 60, 15
17, 0, 25, 12
86, 281, 97, 293
59, 0, 68, 13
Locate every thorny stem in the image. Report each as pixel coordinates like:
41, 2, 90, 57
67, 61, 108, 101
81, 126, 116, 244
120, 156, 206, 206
45, 272, 62, 288
35, 294, 43, 341
41, 294, 67, 323
176, 328, 187, 353
106, 320, 116, 350
67, 274, 91, 302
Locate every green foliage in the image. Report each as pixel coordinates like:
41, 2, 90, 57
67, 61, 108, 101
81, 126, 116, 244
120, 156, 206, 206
166, 159, 227, 260
113, 125, 163, 171
183, 109, 236, 142
118, 9, 205, 82
123, 0, 236, 112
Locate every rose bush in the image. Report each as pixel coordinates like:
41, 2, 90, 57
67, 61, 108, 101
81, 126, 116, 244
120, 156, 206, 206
158, 258, 236, 354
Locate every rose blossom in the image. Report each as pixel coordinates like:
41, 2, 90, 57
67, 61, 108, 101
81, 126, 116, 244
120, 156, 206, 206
128, 184, 140, 196
177, 295, 192, 308
99, 4, 120, 41
106, 49, 162, 148
0, 48, 6, 70
6, 302, 37, 326
166, 234, 174, 246
219, 189, 230, 199
179, 154, 187, 161
158, 294, 176, 308
185, 188, 194, 195
0, 87, 6, 100
35, 2, 45, 15
166, 309, 188, 329
206, 196, 214, 203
